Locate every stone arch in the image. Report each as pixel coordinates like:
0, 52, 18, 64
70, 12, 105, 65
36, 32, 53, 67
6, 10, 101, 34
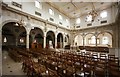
65, 34, 69, 43
97, 31, 113, 47
84, 33, 95, 46
30, 27, 44, 49
74, 34, 83, 46
97, 31, 113, 37
1, 19, 27, 32
57, 33, 63, 48
46, 30, 55, 48
2, 21, 27, 49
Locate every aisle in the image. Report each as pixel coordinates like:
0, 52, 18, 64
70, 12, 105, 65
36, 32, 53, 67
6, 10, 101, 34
2, 51, 26, 76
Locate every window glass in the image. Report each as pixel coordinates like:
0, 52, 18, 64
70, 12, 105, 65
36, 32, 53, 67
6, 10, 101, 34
35, 0, 42, 9
59, 14, 63, 20
86, 15, 92, 22
90, 36, 96, 44
76, 18, 80, 24
100, 11, 107, 18
66, 19, 69, 23
4, 37, 7, 43
20, 38, 24, 43
49, 8, 54, 15
102, 37, 109, 44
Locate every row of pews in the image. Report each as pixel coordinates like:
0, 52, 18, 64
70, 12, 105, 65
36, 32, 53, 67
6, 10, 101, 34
8, 47, 32, 62
8, 47, 120, 77
79, 46, 109, 53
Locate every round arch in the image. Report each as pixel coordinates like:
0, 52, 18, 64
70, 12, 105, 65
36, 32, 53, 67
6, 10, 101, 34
46, 30, 55, 48
97, 31, 113, 47
2, 21, 27, 49
74, 34, 83, 46
84, 33, 95, 46
1, 20, 27, 31
30, 27, 44, 49
97, 31, 113, 37
57, 33, 63, 48
65, 34, 69, 43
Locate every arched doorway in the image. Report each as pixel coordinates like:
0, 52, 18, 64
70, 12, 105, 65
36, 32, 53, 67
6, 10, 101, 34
30, 27, 44, 49
74, 34, 83, 46
84, 33, 95, 46
57, 33, 63, 48
2, 22, 26, 50
97, 32, 112, 47
64, 34, 69, 46
46, 31, 55, 48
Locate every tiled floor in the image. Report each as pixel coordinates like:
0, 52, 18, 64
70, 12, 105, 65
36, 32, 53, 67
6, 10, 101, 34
2, 51, 26, 76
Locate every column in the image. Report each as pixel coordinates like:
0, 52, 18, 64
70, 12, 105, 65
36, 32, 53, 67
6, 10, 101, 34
95, 36, 97, 46
44, 35, 46, 48
55, 34, 57, 49
83, 37, 85, 47
26, 33, 29, 49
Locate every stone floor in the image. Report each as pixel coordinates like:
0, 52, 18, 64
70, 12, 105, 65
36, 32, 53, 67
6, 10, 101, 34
2, 51, 26, 76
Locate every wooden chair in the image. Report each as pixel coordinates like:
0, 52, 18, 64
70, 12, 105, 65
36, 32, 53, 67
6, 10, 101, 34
108, 55, 120, 77
94, 53, 108, 77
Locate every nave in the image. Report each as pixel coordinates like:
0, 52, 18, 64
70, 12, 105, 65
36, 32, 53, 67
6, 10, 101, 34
2, 47, 120, 77
1, 1, 120, 77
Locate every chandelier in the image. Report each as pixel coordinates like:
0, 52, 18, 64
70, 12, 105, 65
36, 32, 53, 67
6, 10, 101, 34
88, 2, 98, 22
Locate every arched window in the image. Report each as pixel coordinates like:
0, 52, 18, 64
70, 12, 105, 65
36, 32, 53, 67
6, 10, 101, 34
59, 14, 63, 20
86, 15, 92, 22
49, 8, 54, 15
76, 18, 81, 24
20, 38, 24, 43
65, 37, 67, 42
90, 36, 96, 44
100, 11, 107, 18
35, 0, 42, 9
102, 37, 109, 44
34, 39, 37, 43
4, 37, 7, 43
66, 19, 69, 23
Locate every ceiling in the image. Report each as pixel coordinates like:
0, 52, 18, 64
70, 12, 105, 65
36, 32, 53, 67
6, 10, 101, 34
46, 1, 117, 18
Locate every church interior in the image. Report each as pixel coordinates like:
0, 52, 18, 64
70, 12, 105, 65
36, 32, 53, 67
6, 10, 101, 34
1, 0, 120, 77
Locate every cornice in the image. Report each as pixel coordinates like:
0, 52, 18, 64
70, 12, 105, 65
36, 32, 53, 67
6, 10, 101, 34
2, 2, 70, 32
70, 23, 115, 32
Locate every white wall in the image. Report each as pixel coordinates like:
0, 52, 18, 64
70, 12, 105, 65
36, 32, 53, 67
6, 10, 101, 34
71, 5, 118, 29
3, 1, 118, 30
2, 0, 71, 29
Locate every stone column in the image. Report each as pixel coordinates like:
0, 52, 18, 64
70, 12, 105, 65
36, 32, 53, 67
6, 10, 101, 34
83, 37, 85, 47
43, 33, 46, 48
26, 33, 29, 49
25, 27, 30, 49
55, 34, 57, 49
95, 36, 98, 46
